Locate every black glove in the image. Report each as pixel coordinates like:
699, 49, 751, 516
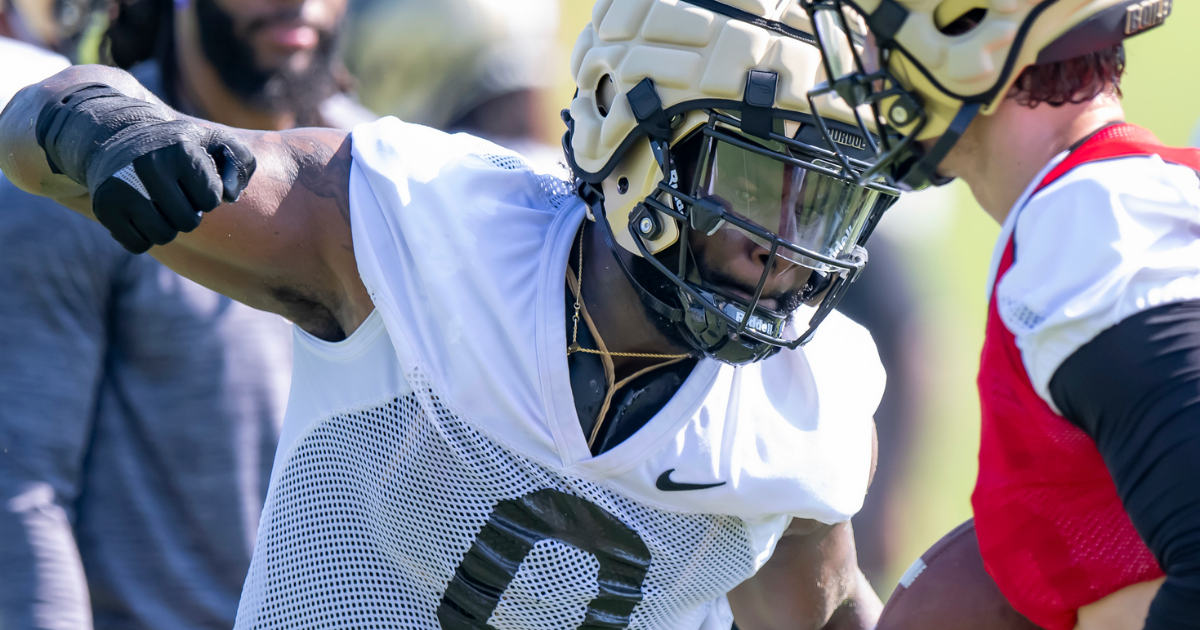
36, 83, 256, 253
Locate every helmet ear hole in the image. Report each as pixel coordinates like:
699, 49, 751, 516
937, 6, 987, 36
596, 74, 616, 118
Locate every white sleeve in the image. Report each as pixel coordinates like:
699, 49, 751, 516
997, 155, 1200, 410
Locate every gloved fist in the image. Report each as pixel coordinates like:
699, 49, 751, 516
36, 83, 256, 253
92, 132, 255, 253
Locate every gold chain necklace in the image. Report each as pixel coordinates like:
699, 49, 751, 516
568, 226, 691, 360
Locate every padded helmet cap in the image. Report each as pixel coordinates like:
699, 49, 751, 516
567, 0, 870, 257
849, 0, 1172, 141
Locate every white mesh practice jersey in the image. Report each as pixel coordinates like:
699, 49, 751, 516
234, 118, 884, 630
989, 152, 1200, 410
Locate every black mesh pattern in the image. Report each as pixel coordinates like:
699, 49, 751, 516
479, 152, 576, 211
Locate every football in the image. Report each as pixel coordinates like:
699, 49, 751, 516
875, 520, 1045, 630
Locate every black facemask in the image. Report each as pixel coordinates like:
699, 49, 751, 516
194, 0, 340, 126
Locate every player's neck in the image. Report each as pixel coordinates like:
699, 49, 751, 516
172, 6, 296, 132
579, 224, 694, 381
946, 92, 1125, 224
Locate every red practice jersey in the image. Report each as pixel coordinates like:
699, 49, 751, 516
972, 124, 1200, 630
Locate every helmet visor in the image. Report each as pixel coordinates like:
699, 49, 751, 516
695, 133, 881, 270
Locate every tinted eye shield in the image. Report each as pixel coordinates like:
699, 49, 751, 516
630, 115, 897, 348
694, 126, 885, 271
640, 117, 895, 277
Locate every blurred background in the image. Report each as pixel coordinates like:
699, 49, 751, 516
5, 0, 1200, 605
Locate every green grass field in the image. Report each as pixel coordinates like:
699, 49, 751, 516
549, 0, 1200, 595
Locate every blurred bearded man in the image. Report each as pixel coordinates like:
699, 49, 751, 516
0, 1, 370, 630
105, 0, 367, 129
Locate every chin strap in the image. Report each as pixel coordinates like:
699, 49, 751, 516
579, 182, 685, 324
568, 225, 691, 361
898, 102, 982, 190
626, 78, 672, 144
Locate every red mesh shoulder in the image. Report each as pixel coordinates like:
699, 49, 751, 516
1034, 124, 1200, 196
971, 125, 1183, 630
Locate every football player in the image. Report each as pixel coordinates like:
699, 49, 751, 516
0, 1, 901, 629
792, 0, 1195, 629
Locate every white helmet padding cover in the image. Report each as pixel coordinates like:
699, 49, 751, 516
568, 0, 866, 181
560, 0, 899, 364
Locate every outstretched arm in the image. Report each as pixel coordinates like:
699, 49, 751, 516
0, 65, 372, 339
728, 519, 883, 630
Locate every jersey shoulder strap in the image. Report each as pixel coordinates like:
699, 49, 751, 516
1034, 123, 1200, 195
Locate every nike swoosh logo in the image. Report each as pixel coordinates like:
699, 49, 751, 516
655, 469, 727, 492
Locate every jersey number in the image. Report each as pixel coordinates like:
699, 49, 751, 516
437, 488, 652, 629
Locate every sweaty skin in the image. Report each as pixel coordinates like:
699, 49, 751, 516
0, 64, 882, 630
